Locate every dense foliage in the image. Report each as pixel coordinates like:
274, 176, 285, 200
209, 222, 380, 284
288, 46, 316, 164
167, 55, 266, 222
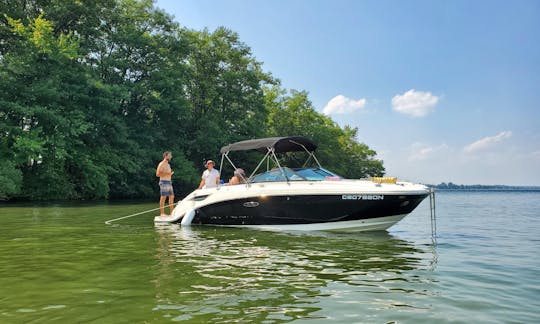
0, 0, 384, 200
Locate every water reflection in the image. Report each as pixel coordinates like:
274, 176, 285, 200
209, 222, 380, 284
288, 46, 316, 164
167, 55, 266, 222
153, 225, 437, 322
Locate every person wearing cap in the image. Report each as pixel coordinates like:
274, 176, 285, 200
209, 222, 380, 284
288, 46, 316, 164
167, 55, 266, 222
229, 168, 246, 185
198, 160, 220, 189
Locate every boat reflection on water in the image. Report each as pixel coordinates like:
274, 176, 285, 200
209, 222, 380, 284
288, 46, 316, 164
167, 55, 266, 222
153, 225, 438, 322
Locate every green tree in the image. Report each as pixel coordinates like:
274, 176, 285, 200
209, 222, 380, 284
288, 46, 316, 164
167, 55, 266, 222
1, 13, 87, 199
265, 87, 384, 178
87, 0, 198, 198
184, 27, 275, 163
0, 160, 22, 199
0, 0, 385, 201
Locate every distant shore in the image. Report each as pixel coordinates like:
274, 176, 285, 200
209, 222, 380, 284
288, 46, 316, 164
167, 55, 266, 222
427, 183, 540, 191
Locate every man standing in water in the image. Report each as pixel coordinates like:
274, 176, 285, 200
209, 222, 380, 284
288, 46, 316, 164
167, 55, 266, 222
156, 151, 174, 216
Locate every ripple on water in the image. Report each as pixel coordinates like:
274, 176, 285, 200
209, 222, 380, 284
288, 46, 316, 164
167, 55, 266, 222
16, 309, 36, 313
42, 305, 66, 310
2, 194, 539, 323
148, 225, 440, 322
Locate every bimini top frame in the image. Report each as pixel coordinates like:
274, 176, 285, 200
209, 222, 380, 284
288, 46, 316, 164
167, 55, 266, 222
218, 136, 322, 183
219, 136, 317, 154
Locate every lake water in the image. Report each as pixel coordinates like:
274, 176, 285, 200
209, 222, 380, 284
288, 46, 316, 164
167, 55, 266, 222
0, 191, 539, 323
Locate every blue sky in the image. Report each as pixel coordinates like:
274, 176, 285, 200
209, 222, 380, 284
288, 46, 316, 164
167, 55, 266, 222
156, 0, 540, 185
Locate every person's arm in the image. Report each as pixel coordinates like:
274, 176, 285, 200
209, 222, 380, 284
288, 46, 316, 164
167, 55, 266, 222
198, 172, 206, 189
156, 162, 163, 177
216, 171, 220, 186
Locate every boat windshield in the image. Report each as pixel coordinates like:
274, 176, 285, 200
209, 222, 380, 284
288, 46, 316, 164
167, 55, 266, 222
250, 167, 342, 183
250, 167, 302, 183
294, 167, 341, 181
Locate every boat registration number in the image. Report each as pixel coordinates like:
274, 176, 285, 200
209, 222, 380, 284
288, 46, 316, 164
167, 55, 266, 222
342, 194, 384, 200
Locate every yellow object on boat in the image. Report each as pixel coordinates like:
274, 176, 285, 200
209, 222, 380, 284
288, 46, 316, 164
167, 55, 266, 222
370, 177, 397, 184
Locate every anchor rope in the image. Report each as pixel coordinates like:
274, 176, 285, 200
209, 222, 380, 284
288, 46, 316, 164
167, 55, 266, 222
104, 202, 179, 225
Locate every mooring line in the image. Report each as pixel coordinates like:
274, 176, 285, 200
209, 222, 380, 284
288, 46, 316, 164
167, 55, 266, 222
104, 203, 179, 225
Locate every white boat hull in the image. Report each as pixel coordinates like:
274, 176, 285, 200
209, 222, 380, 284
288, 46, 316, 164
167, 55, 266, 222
156, 180, 429, 232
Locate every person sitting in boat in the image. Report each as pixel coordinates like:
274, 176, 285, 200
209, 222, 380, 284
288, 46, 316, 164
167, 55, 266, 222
229, 168, 246, 185
198, 160, 220, 189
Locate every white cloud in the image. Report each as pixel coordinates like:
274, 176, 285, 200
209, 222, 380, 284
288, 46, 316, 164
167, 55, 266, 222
381, 135, 539, 186
408, 143, 449, 161
391, 89, 439, 117
323, 95, 366, 115
463, 131, 512, 153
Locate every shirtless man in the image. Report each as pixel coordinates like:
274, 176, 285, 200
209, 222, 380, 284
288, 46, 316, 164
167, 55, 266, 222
156, 151, 174, 216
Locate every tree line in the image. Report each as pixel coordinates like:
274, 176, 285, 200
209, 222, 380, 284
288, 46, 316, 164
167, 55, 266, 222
0, 0, 384, 200
431, 183, 540, 191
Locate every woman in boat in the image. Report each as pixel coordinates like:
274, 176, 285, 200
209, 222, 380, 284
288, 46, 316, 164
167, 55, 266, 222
229, 168, 246, 185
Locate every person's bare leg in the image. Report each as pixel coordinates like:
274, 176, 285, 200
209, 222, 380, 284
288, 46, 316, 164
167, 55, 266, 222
168, 195, 175, 215
160, 196, 167, 216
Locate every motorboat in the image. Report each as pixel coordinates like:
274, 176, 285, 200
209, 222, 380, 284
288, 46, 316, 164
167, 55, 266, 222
155, 136, 430, 232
